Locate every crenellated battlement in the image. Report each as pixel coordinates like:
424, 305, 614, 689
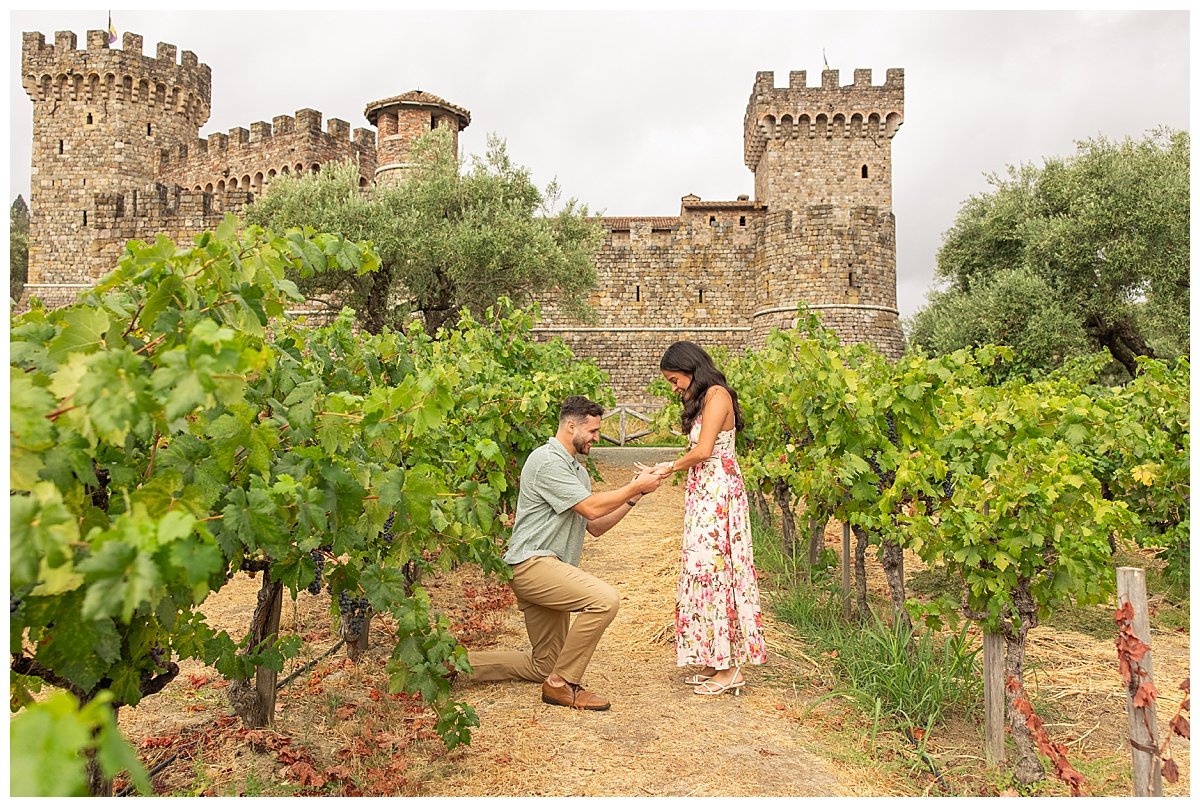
744, 67, 903, 172
157, 108, 366, 168
21, 30, 211, 128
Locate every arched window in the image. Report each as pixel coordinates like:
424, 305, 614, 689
861, 164, 869, 179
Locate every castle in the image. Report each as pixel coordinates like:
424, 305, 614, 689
19, 28, 905, 401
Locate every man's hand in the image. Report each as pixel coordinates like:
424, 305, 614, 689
632, 470, 662, 495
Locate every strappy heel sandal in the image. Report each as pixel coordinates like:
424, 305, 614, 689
683, 673, 713, 685
693, 667, 744, 696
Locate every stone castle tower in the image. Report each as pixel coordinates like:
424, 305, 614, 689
533, 67, 906, 398
18, 26, 904, 400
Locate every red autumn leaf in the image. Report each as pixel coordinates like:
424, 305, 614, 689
911, 727, 926, 741
286, 761, 327, 788
1133, 680, 1159, 708
335, 703, 359, 719
1169, 714, 1190, 740
187, 674, 212, 689
1113, 601, 1134, 623
1123, 636, 1152, 662
1181, 677, 1190, 692
324, 765, 354, 782
1117, 656, 1134, 687
1162, 757, 1179, 784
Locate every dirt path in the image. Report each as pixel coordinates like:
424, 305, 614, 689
401, 448, 864, 796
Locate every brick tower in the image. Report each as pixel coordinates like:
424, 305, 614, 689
744, 68, 905, 357
20, 30, 211, 305
364, 91, 471, 186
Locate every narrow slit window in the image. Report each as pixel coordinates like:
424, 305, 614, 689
861, 164, 869, 178
86, 113, 93, 125
82, 210, 87, 225
848, 269, 859, 288
699, 289, 705, 304
635, 285, 641, 303
58, 139, 64, 154
147, 123, 152, 135
430, 113, 437, 130
739, 216, 746, 226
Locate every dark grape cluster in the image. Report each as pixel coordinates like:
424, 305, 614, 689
867, 453, 883, 478
380, 511, 396, 545
149, 644, 168, 671
10, 591, 22, 614
942, 470, 955, 499
337, 589, 371, 640
307, 549, 326, 595
886, 412, 899, 447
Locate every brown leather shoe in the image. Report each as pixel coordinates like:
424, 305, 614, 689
541, 679, 611, 711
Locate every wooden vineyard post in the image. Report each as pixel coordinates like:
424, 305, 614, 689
1117, 567, 1163, 797
841, 521, 851, 618
983, 631, 1005, 765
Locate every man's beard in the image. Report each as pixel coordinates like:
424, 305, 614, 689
573, 435, 592, 455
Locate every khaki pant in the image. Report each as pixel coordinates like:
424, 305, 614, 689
467, 555, 619, 686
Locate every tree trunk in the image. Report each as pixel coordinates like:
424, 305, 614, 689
84, 703, 116, 796
807, 516, 825, 580
228, 570, 285, 728
852, 525, 870, 620
343, 613, 374, 662
85, 749, 112, 797
361, 266, 395, 335
1087, 314, 1155, 378
1002, 577, 1045, 786
879, 537, 912, 631
773, 480, 797, 563
751, 488, 772, 529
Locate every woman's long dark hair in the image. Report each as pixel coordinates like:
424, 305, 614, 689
659, 341, 744, 434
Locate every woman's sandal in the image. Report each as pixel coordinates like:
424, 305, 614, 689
693, 667, 744, 696
683, 673, 713, 685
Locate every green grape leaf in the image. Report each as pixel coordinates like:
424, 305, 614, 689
46, 307, 111, 365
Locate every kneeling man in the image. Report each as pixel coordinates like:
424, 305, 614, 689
466, 396, 662, 710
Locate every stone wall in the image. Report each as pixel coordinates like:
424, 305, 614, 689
159, 109, 376, 193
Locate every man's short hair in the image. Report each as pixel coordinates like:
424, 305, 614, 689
559, 396, 604, 424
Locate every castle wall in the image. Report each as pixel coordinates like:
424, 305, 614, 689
159, 110, 376, 194
534, 204, 764, 401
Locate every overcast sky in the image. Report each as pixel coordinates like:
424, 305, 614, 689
7, 6, 1191, 318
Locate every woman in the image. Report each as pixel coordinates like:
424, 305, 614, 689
645, 341, 766, 696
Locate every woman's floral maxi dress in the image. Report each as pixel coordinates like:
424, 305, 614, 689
675, 416, 767, 670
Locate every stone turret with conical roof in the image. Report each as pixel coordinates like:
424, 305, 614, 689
364, 90, 471, 185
